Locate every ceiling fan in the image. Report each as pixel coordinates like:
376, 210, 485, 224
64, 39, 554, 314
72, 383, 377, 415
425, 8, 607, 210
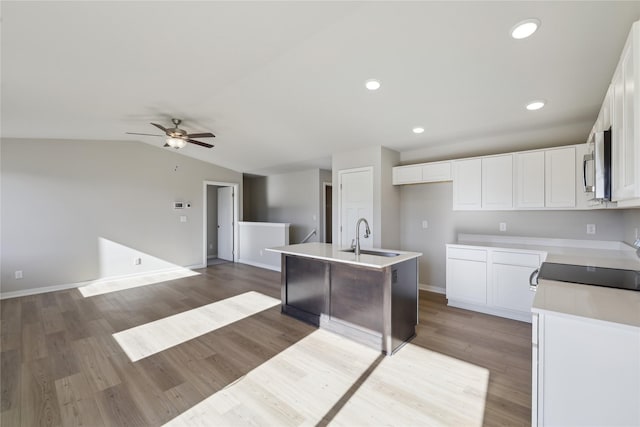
126, 118, 215, 149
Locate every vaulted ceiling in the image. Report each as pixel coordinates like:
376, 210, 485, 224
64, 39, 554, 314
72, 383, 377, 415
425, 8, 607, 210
2, 1, 639, 174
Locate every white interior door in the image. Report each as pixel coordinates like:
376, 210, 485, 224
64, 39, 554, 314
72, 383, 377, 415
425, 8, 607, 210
339, 168, 373, 248
217, 187, 234, 261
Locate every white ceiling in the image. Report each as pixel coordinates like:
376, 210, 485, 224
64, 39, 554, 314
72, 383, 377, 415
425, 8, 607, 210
2, 1, 639, 175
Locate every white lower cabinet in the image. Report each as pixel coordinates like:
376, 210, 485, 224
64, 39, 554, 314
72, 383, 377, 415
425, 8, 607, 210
446, 245, 542, 322
446, 247, 487, 305
533, 311, 640, 426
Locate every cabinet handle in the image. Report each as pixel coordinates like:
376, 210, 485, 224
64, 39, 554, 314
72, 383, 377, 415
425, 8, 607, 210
583, 153, 595, 193
529, 268, 539, 291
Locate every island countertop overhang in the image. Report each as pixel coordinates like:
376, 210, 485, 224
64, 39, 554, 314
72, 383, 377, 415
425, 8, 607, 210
266, 242, 421, 269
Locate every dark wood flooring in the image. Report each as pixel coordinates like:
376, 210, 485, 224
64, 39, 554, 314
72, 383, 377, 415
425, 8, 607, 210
1, 263, 531, 426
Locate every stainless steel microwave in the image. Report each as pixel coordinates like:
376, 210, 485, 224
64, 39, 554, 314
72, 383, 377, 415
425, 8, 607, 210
583, 128, 611, 201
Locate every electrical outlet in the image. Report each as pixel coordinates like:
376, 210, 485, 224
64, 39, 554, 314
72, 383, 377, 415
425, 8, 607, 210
421, 220, 428, 229
180, 215, 187, 223
586, 224, 596, 235
209, 243, 213, 250
15, 270, 23, 279
499, 222, 507, 232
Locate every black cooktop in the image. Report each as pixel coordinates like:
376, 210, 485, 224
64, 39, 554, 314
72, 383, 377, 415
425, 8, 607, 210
538, 262, 640, 292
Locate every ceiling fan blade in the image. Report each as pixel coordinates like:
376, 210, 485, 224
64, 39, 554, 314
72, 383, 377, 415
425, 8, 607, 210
186, 132, 215, 139
150, 122, 168, 133
126, 132, 163, 137
186, 139, 214, 148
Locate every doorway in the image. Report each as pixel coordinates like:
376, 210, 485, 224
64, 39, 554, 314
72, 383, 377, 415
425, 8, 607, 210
203, 181, 239, 267
323, 182, 332, 243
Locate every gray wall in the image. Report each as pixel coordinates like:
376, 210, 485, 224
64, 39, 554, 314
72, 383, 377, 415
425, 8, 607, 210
622, 209, 640, 245
243, 169, 329, 244
400, 181, 628, 291
1, 138, 242, 294
331, 145, 401, 248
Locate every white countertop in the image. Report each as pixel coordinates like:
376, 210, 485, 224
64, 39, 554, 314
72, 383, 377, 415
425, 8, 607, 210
451, 233, 640, 270
266, 242, 421, 269
451, 234, 640, 328
533, 279, 640, 328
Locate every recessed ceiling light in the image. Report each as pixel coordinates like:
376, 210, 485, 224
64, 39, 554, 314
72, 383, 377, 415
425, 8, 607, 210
511, 19, 540, 39
412, 127, 425, 134
526, 100, 546, 111
365, 79, 381, 91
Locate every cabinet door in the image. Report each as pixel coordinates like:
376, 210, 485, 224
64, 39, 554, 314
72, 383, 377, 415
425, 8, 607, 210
545, 147, 576, 208
514, 151, 545, 208
446, 249, 487, 305
482, 154, 513, 209
392, 165, 422, 185
539, 314, 640, 426
421, 161, 451, 182
612, 34, 638, 201
452, 158, 482, 210
492, 264, 537, 314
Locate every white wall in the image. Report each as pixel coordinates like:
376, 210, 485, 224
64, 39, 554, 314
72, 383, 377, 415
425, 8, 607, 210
237, 222, 289, 271
0, 138, 242, 295
400, 181, 628, 291
244, 168, 329, 244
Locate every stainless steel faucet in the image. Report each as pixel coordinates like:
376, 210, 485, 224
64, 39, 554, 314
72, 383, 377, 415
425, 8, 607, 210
353, 217, 371, 256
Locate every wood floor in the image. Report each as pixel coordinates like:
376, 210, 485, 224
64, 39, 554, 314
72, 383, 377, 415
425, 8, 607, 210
0, 263, 531, 426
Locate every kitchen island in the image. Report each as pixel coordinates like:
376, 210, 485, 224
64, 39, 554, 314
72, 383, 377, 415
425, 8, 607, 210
267, 242, 421, 355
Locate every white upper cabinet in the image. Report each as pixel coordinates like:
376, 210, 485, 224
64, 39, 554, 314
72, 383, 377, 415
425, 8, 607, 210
392, 161, 451, 185
392, 164, 422, 185
482, 154, 513, 209
545, 147, 576, 208
421, 161, 452, 182
515, 151, 545, 208
611, 21, 640, 205
452, 158, 482, 210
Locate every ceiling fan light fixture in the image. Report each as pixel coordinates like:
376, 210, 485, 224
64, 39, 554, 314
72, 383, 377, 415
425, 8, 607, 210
167, 137, 186, 149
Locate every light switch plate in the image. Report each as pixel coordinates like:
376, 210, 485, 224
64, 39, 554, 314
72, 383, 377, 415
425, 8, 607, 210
586, 224, 596, 234
499, 222, 507, 232
180, 215, 187, 223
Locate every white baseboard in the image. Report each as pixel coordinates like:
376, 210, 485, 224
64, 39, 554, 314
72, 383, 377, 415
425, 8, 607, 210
0, 266, 196, 300
419, 283, 445, 294
447, 299, 532, 323
237, 258, 281, 272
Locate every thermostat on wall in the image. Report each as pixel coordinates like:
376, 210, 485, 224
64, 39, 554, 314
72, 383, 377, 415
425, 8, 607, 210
173, 201, 185, 209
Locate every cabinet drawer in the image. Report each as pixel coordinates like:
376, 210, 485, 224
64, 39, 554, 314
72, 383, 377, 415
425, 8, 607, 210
493, 251, 540, 267
447, 247, 487, 262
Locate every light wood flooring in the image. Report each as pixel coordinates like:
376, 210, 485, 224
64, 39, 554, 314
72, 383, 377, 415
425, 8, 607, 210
1, 263, 531, 426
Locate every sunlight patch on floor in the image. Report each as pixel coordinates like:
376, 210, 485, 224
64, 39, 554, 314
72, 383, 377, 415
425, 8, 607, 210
162, 331, 489, 426
113, 291, 279, 362
331, 343, 490, 426
78, 268, 200, 297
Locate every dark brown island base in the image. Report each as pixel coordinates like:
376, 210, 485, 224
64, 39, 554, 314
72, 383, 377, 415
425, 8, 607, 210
267, 243, 422, 355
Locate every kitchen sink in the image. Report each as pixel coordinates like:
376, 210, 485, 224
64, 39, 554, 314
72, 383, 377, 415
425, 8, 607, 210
341, 248, 400, 257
